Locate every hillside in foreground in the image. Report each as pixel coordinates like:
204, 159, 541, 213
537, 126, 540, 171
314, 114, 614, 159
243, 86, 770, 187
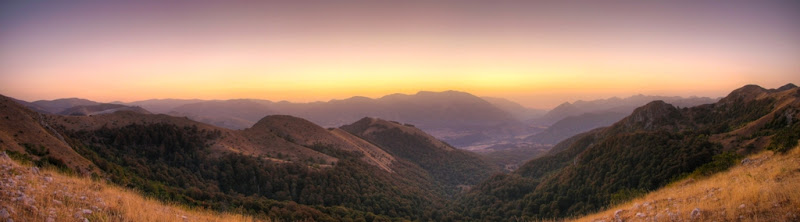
575, 145, 800, 222
2, 92, 499, 221
0, 152, 261, 222
451, 84, 799, 220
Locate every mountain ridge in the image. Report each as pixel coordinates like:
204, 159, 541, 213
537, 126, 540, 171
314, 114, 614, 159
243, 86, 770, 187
158, 90, 529, 148
534, 94, 718, 126
1, 94, 499, 220
1, 83, 796, 221
451, 84, 800, 220
576, 145, 800, 222
0, 95, 98, 175
342, 117, 499, 192
58, 104, 151, 116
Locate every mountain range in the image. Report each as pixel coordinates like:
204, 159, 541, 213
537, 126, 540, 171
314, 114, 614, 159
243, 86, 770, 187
121, 92, 716, 149
14, 91, 727, 172
118, 91, 533, 149
18, 91, 718, 151
0, 93, 497, 221
1, 83, 798, 221
523, 95, 718, 145
533, 95, 719, 126
451, 83, 799, 220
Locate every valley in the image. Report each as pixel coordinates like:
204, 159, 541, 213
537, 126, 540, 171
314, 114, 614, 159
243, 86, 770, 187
3, 1, 798, 220
1, 83, 798, 221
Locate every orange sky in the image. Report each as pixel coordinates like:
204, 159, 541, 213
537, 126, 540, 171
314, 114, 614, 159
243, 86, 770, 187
1, 1, 798, 109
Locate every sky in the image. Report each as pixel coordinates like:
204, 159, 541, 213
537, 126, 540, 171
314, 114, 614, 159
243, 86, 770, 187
1, 1, 799, 109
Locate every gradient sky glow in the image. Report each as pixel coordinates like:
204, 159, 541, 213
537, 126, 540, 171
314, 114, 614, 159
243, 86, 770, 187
1, 1, 799, 109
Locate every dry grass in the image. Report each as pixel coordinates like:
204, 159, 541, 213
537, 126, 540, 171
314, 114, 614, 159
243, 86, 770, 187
0, 153, 265, 222
574, 146, 800, 222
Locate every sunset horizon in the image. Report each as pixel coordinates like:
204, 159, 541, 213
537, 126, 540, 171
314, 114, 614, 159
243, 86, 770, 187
3, 84, 792, 111
2, 1, 798, 109
2, 1, 800, 221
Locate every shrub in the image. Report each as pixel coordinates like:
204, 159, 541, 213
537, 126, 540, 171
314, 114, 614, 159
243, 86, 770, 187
691, 151, 743, 177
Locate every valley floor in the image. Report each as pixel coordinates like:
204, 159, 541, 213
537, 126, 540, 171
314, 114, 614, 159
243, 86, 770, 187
575, 146, 800, 222
0, 152, 263, 222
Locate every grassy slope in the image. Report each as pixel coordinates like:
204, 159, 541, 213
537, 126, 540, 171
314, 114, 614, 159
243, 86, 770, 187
0, 152, 263, 222
574, 145, 800, 222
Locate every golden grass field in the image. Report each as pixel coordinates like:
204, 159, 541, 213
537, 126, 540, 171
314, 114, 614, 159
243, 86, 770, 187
3, 144, 798, 222
0, 152, 265, 222
575, 145, 800, 222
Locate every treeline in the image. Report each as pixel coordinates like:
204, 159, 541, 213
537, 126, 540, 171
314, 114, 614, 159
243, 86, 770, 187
450, 94, 798, 221
342, 122, 497, 195
6, 142, 72, 174
65, 123, 440, 221
453, 130, 720, 220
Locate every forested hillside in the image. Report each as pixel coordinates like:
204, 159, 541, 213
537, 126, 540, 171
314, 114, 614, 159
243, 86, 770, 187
342, 117, 498, 194
65, 123, 437, 221
2, 84, 796, 221
450, 84, 800, 220
1, 94, 496, 221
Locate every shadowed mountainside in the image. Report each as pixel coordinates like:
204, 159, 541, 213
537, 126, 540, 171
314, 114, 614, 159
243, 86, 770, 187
450, 84, 799, 220
27, 98, 99, 114
341, 117, 499, 192
1, 94, 499, 220
481, 97, 547, 121
524, 111, 628, 145
0, 152, 261, 222
0, 95, 97, 175
519, 95, 719, 147
147, 91, 535, 148
1, 83, 796, 221
58, 104, 151, 116
575, 145, 800, 222
533, 95, 718, 126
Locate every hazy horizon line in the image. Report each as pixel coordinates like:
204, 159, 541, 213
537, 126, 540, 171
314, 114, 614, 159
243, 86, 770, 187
6, 88, 735, 110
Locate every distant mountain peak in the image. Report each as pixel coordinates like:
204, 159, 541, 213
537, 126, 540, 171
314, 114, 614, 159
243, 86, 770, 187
27, 98, 100, 114
348, 117, 407, 131
342, 116, 454, 151
341, 116, 497, 187
776, 83, 798, 92
251, 115, 312, 129
58, 103, 151, 116
720, 84, 769, 104
416, 90, 467, 95
736, 84, 768, 92
620, 100, 680, 130
635, 100, 675, 112
34, 97, 91, 102
374, 90, 478, 102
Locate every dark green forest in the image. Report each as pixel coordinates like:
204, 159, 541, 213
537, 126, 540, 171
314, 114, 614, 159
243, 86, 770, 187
5, 85, 798, 221
448, 94, 800, 220
65, 123, 446, 221
341, 119, 498, 195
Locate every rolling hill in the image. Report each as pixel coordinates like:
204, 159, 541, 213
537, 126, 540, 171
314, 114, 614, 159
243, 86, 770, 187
1, 94, 500, 220
481, 97, 547, 121
342, 117, 499, 191
575, 144, 800, 222
450, 84, 799, 220
524, 111, 628, 145
142, 91, 534, 148
58, 103, 151, 116
534, 94, 718, 126
25, 98, 99, 114
521, 95, 718, 148
244, 115, 395, 172
123, 98, 206, 114
3, 84, 795, 221
0, 95, 97, 175
0, 152, 261, 222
